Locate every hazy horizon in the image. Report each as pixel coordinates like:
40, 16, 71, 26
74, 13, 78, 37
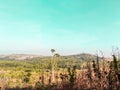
0, 0, 120, 57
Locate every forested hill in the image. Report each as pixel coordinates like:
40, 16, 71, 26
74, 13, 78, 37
63, 53, 98, 61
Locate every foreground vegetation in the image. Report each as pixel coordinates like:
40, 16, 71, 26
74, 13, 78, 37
0, 50, 120, 90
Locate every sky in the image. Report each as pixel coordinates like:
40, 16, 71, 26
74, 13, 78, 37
0, 0, 120, 56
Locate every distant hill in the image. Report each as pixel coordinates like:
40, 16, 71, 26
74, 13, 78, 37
0, 53, 109, 61
63, 53, 100, 61
0, 54, 43, 60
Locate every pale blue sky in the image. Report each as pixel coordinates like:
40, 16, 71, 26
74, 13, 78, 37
0, 0, 120, 56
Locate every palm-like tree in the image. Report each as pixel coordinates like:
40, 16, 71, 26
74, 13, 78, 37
50, 49, 60, 83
